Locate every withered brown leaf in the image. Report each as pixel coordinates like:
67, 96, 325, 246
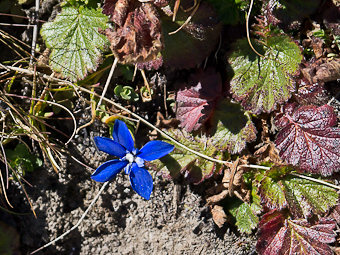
103, 1, 162, 64
211, 205, 227, 228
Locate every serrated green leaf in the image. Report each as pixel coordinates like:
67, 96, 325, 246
40, 6, 109, 81
210, 100, 257, 154
282, 177, 339, 218
153, 99, 257, 182
152, 129, 225, 184
260, 173, 287, 209
229, 200, 259, 234
251, 184, 262, 214
228, 35, 302, 114
257, 166, 338, 218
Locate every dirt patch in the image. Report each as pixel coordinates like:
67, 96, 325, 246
0, 119, 256, 255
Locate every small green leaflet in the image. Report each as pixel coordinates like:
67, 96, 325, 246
228, 35, 302, 114
229, 200, 260, 234
40, 6, 109, 81
5, 143, 42, 177
256, 166, 338, 218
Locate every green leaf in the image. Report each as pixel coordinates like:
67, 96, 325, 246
210, 100, 257, 154
228, 197, 260, 234
153, 100, 257, 182
40, 6, 109, 81
257, 166, 338, 218
5, 143, 42, 177
228, 35, 302, 114
114, 85, 139, 102
152, 129, 225, 184
234, 202, 259, 234
282, 177, 339, 218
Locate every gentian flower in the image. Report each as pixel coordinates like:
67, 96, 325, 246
91, 119, 174, 200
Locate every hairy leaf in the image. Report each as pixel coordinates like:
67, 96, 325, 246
330, 203, 340, 225
210, 100, 257, 154
257, 210, 336, 255
228, 35, 302, 114
256, 166, 338, 218
152, 129, 224, 184
153, 101, 256, 182
40, 6, 109, 81
294, 80, 328, 106
103, 2, 162, 64
229, 200, 260, 234
275, 104, 340, 176
176, 68, 222, 132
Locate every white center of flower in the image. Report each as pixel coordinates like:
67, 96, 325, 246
125, 153, 135, 163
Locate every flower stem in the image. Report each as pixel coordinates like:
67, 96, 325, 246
290, 173, 340, 190
79, 87, 232, 166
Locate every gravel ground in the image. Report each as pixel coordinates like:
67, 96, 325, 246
0, 118, 256, 255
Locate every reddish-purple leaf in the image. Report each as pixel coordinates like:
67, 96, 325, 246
330, 203, 340, 225
176, 68, 222, 132
275, 104, 340, 176
294, 78, 328, 106
257, 210, 337, 255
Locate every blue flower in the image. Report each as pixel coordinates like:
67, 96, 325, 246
91, 119, 174, 200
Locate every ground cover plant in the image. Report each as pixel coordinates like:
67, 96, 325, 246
0, 0, 339, 254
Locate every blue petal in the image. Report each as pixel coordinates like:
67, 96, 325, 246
138, 141, 174, 161
94, 137, 126, 157
129, 163, 153, 200
112, 119, 135, 152
91, 159, 128, 182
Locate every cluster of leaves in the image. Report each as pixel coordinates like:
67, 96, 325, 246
5, 143, 42, 178
40, 0, 222, 81
114, 85, 139, 102
35, 0, 340, 254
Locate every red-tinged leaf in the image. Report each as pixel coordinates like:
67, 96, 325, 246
256, 210, 286, 254
210, 100, 257, 154
102, 1, 162, 64
228, 35, 302, 114
330, 203, 340, 225
151, 128, 224, 184
176, 68, 222, 132
257, 210, 337, 255
275, 104, 340, 176
294, 79, 328, 106
256, 166, 338, 218
103, 0, 168, 26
